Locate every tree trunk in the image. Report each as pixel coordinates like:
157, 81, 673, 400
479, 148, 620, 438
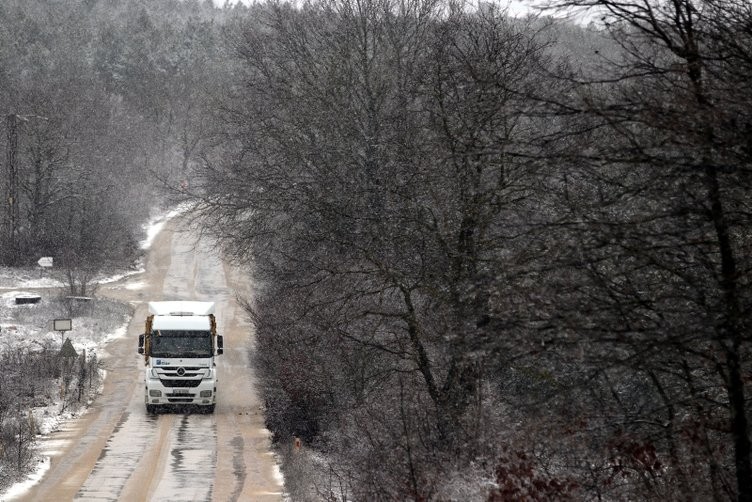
705, 165, 752, 502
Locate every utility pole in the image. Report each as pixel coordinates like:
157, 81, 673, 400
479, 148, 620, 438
6, 113, 18, 264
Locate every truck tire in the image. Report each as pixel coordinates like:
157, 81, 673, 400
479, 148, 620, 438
206, 404, 215, 414
146, 404, 158, 414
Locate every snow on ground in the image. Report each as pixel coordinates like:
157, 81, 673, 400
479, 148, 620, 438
0, 205, 189, 501
1, 457, 50, 501
0, 292, 130, 353
0, 272, 61, 289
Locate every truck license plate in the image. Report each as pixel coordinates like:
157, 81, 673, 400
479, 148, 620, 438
173, 388, 189, 395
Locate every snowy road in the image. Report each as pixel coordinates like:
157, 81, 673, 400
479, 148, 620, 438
17, 220, 283, 501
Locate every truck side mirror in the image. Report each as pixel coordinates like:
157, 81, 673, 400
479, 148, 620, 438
217, 335, 224, 355
138, 333, 145, 354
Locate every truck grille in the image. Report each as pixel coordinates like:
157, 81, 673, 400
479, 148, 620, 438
158, 367, 204, 377
160, 379, 202, 388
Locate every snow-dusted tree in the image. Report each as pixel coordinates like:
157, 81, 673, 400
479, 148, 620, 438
539, 0, 752, 499
193, 0, 567, 496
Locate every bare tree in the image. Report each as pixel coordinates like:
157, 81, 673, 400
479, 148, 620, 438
541, 0, 752, 499
193, 0, 569, 496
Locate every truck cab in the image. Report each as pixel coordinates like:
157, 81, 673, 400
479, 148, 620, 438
138, 301, 223, 414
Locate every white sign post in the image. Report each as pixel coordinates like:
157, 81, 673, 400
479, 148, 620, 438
53, 318, 72, 347
38, 256, 53, 267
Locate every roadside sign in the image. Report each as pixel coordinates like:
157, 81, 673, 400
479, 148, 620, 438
53, 319, 72, 331
38, 256, 53, 267
53, 318, 72, 347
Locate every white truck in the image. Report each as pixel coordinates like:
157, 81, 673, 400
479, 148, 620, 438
138, 301, 223, 413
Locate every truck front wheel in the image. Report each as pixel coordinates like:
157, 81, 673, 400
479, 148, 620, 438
146, 404, 158, 414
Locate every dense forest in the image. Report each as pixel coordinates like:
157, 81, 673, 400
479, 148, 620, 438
2, 0, 752, 500
0, 0, 238, 277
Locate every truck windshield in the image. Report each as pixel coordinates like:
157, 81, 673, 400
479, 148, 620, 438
150, 330, 213, 358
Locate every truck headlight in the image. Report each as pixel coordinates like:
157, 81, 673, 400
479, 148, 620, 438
199, 390, 213, 397
149, 390, 162, 397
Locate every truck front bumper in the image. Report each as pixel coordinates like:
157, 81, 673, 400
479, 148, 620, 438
145, 379, 217, 407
